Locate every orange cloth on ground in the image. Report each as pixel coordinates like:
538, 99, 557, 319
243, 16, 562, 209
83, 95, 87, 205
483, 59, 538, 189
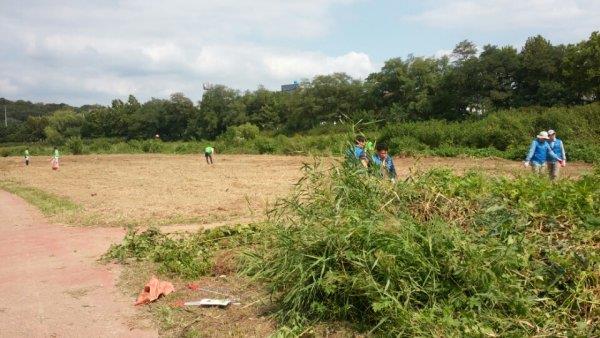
134, 276, 175, 305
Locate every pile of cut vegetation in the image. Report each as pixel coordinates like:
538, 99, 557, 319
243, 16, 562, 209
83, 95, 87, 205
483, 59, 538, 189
244, 163, 599, 336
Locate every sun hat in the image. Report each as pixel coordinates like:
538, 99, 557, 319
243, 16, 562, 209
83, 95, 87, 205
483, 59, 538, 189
547, 129, 556, 135
537, 131, 549, 139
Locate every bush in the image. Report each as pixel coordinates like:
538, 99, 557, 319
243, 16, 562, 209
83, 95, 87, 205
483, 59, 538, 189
255, 136, 277, 154
173, 142, 203, 154
386, 136, 429, 156
103, 228, 212, 279
111, 141, 138, 153
221, 123, 260, 144
379, 103, 600, 163
104, 224, 264, 279
87, 138, 115, 153
244, 163, 600, 336
65, 136, 84, 155
141, 139, 163, 153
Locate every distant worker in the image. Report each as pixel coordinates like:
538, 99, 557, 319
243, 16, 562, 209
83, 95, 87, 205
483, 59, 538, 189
371, 142, 397, 182
348, 135, 369, 168
523, 131, 562, 174
51, 147, 60, 170
547, 129, 566, 180
204, 145, 215, 164
24, 148, 30, 166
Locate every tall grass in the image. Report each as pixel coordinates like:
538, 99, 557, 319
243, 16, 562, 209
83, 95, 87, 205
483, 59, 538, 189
243, 162, 600, 336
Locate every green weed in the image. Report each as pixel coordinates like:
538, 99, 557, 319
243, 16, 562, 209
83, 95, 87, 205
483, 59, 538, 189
0, 180, 80, 216
103, 224, 265, 279
243, 162, 600, 336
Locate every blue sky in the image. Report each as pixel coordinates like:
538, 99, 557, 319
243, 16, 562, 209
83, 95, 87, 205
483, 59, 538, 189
0, 0, 598, 105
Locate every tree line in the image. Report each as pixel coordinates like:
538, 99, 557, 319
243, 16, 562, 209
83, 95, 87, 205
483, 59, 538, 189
1, 32, 598, 144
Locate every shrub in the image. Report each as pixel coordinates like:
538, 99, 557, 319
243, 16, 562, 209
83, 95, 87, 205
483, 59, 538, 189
104, 224, 264, 279
103, 228, 212, 279
65, 136, 84, 155
386, 136, 429, 156
244, 163, 600, 336
87, 138, 114, 153
221, 123, 260, 144
112, 141, 138, 153
173, 142, 203, 154
255, 136, 277, 154
141, 139, 163, 153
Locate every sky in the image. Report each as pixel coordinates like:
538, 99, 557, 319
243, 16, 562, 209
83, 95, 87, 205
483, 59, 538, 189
0, 0, 599, 106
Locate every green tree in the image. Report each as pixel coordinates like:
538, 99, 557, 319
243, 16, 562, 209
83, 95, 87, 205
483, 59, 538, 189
44, 109, 85, 145
563, 31, 600, 102
452, 40, 478, 63
516, 35, 568, 105
478, 45, 520, 108
26, 115, 49, 141
161, 93, 196, 140
194, 85, 242, 139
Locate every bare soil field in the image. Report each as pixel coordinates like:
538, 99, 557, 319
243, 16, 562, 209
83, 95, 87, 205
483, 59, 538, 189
0, 154, 594, 230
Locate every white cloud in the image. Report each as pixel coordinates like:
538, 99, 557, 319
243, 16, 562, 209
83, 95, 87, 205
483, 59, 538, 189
265, 51, 375, 79
81, 76, 138, 96
143, 44, 185, 64
191, 45, 377, 86
0, 79, 19, 95
434, 49, 453, 59
408, 0, 600, 35
0, 0, 368, 105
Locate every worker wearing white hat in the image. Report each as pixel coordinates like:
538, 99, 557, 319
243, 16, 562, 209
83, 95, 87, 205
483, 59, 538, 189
547, 129, 566, 180
524, 131, 562, 175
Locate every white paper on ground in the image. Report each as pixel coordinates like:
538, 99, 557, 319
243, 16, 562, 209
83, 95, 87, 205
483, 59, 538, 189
184, 298, 232, 307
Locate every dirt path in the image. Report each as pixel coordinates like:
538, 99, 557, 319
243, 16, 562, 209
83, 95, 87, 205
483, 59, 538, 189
0, 190, 157, 338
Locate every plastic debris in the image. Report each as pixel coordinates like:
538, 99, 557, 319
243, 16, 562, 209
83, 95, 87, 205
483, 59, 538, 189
134, 276, 175, 305
184, 299, 232, 308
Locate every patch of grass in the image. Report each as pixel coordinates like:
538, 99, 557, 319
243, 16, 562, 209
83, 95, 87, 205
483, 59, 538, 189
242, 163, 600, 336
103, 224, 265, 279
0, 180, 80, 216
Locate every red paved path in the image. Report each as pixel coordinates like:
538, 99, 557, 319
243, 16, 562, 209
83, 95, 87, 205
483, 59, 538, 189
0, 190, 157, 338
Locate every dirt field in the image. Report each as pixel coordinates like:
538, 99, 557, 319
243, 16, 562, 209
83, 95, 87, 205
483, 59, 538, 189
0, 154, 594, 230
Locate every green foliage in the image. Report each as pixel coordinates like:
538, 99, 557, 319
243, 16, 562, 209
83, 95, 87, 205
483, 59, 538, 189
254, 136, 277, 154
65, 136, 84, 155
1, 103, 599, 163
86, 138, 116, 153
243, 163, 600, 336
379, 103, 600, 162
0, 180, 80, 216
44, 109, 85, 145
104, 228, 212, 279
141, 139, 164, 153
103, 224, 264, 279
220, 123, 260, 143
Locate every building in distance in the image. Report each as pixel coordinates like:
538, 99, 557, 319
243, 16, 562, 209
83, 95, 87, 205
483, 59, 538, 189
281, 81, 300, 92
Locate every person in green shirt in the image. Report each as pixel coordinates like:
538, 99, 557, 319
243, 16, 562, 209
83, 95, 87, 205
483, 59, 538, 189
365, 141, 375, 157
51, 147, 60, 170
24, 148, 30, 166
204, 146, 215, 164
